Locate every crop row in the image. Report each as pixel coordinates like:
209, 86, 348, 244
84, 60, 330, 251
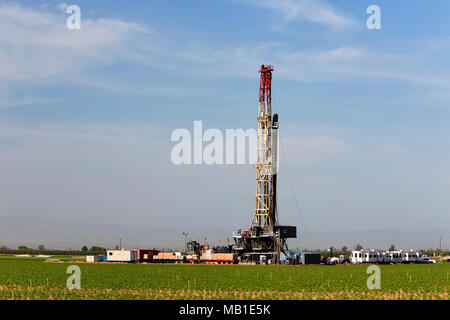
0, 257, 448, 300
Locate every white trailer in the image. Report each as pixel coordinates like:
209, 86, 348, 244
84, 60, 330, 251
386, 250, 403, 263
106, 250, 138, 262
86, 255, 103, 263
351, 250, 364, 263
353, 249, 424, 264
363, 250, 379, 263
403, 250, 422, 262
381, 252, 392, 263
351, 250, 382, 263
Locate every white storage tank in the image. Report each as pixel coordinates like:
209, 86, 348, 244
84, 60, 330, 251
106, 250, 138, 262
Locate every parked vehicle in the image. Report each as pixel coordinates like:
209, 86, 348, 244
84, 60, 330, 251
330, 257, 339, 264
351, 249, 426, 264
422, 258, 436, 264
386, 251, 403, 263
403, 250, 422, 262
351, 250, 380, 263
259, 255, 267, 264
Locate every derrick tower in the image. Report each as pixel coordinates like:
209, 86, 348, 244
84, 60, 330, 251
251, 65, 278, 229
233, 65, 297, 264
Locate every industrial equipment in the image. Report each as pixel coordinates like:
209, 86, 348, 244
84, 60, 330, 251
233, 65, 297, 264
185, 240, 235, 263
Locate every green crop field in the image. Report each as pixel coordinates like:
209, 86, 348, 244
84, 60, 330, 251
0, 255, 448, 300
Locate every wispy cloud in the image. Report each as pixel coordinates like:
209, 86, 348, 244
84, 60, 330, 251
241, 0, 354, 29
0, 2, 151, 82
164, 43, 450, 90
1, 2, 449, 109
0, 84, 58, 109
275, 46, 450, 90
0, 2, 156, 108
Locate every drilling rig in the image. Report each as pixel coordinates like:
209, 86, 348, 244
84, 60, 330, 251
233, 65, 297, 264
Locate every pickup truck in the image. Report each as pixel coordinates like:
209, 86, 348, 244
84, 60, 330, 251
422, 258, 436, 264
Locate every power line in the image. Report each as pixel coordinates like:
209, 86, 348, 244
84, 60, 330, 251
279, 133, 316, 249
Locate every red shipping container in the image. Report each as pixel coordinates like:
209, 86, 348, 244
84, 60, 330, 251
133, 249, 159, 262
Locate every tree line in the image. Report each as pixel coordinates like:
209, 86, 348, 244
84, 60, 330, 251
0, 245, 107, 256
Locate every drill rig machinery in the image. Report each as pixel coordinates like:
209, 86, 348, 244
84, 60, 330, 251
233, 65, 297, 264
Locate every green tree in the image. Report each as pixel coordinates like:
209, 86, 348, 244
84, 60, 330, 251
17, 245, 29, 250
38, 245, 45, 250
389, 244, 395, 251
355, 243, 363, 251
81, 246, 88, 251
342, 246, 348, 252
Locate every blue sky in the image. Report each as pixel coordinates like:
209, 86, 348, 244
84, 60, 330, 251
0, 0, 449, 249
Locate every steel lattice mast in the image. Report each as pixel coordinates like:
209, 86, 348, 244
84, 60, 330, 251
232, 65, 296, 264
251, 65, 277, 229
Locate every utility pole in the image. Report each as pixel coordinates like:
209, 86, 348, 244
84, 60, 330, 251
328, 246, 334, 257
119, 238, 122, 250
439, 236, 442, 256
182, 232, 189, 252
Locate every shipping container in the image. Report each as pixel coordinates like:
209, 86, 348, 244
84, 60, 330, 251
189, 252, 236, 264
86, 255, 103, 263
154, 252, 185, 262
158, 252, 174, 260
133, 249, 159, 262
201, 249, 212, 260
106, 250, 138, 262
300, 253, 320, 265
211, 253, 235, 261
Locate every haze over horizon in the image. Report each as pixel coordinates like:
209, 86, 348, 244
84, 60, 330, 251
0, 214, 447, 252
0, 1, 449, 250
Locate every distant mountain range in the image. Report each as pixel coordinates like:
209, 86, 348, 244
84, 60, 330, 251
0, 215, 447, 251
0, 215, 230, 250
